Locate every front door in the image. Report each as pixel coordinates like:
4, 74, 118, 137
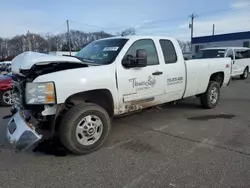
116, 39, 165, 114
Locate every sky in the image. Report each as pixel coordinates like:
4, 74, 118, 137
0, 0, 250, 41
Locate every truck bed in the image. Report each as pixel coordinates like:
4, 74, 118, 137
183, 58, 231, 98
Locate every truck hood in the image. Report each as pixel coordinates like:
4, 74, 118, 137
11, 51, 83, 75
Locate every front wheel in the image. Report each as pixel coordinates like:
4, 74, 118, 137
200, 81, 220, 109
0, 90, 13, 107
59, 103, 111, 155
240, 67, 248, 80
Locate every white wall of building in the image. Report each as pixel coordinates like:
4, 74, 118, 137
192, 39, 250, 53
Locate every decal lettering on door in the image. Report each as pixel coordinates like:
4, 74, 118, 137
167, 77, 183, 85
129, 76, 156, 91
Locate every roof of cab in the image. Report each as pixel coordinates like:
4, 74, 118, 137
97, 35, 176, 41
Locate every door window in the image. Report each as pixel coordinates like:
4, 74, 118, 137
124, 39, 159, 66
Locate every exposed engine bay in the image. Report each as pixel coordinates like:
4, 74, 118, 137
19, 62, 89, 80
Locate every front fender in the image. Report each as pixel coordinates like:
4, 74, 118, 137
33, 65, 118, 104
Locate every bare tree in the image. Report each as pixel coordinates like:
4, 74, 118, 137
66, 30, 113, 51
8, 35, 27, 56
178, 40, 192, 52
0, 29, 114, 59
120, 28, 136, 36
0, 38, 6, 60
29, 33, 50, 53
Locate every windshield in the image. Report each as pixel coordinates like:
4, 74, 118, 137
193, 49, 226, 59
75, 38, 129, 65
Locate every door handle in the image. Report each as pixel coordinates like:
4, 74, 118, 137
152, 71, 163, 75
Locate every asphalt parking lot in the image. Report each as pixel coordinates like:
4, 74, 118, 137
0, 78, 250, 188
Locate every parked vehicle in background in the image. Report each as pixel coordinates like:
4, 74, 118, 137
0, 72, 13, 106
49, 51, 77, 56
183, 52, 194, 60
193, 47, 250, 79
0, 61, 12, 74
7, 36, 231, 155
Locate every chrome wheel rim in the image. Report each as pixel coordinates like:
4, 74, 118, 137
75, 115, 103, 146
210, 87, 218, 104
3, 90, 13, 105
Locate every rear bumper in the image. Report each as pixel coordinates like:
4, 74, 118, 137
6, 111, 42, 151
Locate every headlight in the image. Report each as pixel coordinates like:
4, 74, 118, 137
25, 82, 56, 104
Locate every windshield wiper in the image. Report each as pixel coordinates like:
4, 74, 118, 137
63, 55, 100, 66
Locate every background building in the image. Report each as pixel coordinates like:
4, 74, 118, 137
191, 31, 250, 53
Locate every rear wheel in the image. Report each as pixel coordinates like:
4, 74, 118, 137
240, 67, 248, 80
200, 81, 220, 109
59, 103, 111, 155
0, 90, 13, 107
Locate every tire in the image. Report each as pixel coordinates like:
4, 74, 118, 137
200, 81, 220, 109
240, 67, 248, 80
0, 90, 13, 107
59, 103, 111, 155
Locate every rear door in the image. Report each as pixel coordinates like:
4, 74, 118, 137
158, 39, 186, 102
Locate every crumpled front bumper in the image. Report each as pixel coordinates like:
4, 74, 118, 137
6, 111, 42, 151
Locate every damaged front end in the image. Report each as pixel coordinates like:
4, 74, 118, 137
6, 74, 56, 151
6, 51, 87, 152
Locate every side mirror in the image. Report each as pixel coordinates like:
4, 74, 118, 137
122, 49, 147, 68
135, 49, 147, 67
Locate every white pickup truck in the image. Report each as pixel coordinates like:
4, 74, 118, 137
193, 47, 250, 79
7, 36, 231, 155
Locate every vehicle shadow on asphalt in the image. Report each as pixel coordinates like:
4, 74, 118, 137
1, 100, 203, 157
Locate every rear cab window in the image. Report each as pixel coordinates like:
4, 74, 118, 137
159, 39, 177, 64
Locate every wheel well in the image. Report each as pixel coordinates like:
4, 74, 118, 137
209, 72, 224, 87
65, 89, 114, 118
246, 66, 249, 71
